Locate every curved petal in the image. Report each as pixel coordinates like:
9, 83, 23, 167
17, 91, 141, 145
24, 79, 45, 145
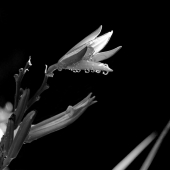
58, 45, 87, 64
48, 26, 122, 75
92, 46, 122, 62
0, 109, 12, 123
90, 31, 113, 54
65, 25, 102, 56
58, 25, 102, 63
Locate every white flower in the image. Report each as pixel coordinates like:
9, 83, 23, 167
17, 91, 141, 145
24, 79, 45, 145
47, 26, 122, 75
0, 103, 13, 141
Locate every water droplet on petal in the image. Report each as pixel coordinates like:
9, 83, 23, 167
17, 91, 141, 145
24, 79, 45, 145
104, 63, 109, 67
19, 68, 23, 72
102, 71, 109, 75
76, 69, 81, 73
58, 68, 62, 71
85, 69, 90, 73
95, 70, 101, 73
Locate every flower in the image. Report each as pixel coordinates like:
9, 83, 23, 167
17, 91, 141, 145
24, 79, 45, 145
0, 103, 13, 141
47, 26, 122, 76
25, 93, 96, 143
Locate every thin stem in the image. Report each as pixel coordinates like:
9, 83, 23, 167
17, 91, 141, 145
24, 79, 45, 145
14, 56, 32, 111
26, 74, 49, 111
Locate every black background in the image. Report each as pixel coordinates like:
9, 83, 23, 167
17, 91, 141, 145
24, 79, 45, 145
0, 2, 168, 170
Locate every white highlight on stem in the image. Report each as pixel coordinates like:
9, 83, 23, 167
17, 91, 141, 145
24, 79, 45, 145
140, 120, 170, 170
112, 133, 156, 170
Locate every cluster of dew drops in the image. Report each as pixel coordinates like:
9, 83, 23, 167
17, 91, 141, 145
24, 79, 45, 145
71, 69, 109, 75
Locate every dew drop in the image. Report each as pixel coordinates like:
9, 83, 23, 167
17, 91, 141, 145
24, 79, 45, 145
19, 68, 23, 72
58, 68, 62, 71
104, 63, 109, 68
95, 70, 101, 73
72, 69, 81, 73
85, 69, 90, 73
76, 69, 81, 73
102, 71, 109, 75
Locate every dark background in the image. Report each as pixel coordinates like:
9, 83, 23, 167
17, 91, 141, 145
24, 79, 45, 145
0, 2, 168, 170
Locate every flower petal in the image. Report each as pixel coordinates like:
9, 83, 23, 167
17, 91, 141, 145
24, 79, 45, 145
65, 25, 102, 56
90, 31, 113, 54
58, 46, 88, 67
47, 26, 122, 75
0, 109, 12, 123
92, 46, 122, 62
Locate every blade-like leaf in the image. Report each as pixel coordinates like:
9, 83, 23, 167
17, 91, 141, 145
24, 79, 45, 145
3, 111, 36, 167
112, 133, 156, 170
14, 89, 30, 129
4, 114, 15, 155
